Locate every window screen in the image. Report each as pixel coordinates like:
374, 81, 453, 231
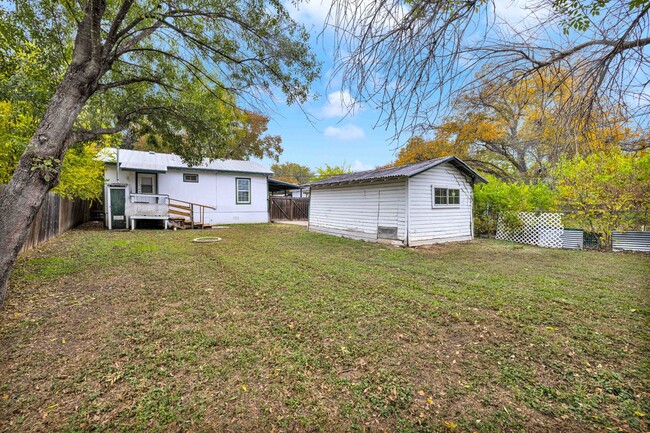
183, 173, 199, 183
432, 187, 460, 207
434, 188, 448, 205
236, 178, 251, 204
448, 188, 460, 205
140, 177, 153, 194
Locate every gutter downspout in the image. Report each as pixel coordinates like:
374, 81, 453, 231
307, 187, 311, 231
116, 148, 120, 183
405, 177, 410, 247
470, 178, 475, 240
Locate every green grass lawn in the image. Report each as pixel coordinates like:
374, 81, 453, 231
1, 223, 648, 432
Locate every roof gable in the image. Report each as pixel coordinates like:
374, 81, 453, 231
306, 156, 487, 187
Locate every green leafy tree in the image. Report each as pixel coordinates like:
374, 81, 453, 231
52, 147, 106, 201
0, 42, 116, 199
553, 150, 650, 246
0, 29, 59, 184
271, 162, 313, 184
228, 112, 283, 162
0, 101, 38, 183
132, 109, 283, 162
0, 0, 319, 305
313, 162, 354, 181
474, 175, 556, 236
53, 139, 118, 201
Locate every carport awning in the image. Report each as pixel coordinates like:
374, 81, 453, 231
268, 178, 301, 193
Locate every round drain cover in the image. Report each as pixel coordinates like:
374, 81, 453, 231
192, 237, 222, 243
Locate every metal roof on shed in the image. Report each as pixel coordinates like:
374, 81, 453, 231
98, 148, 273, 175
305, 156, 487, 187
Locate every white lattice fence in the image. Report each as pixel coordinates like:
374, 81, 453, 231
496, 212, 564, 248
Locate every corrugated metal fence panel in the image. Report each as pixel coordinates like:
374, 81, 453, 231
561, 229, 584, 250
612, 231, 650, 252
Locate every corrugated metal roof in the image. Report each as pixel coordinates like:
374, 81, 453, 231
305, 156, 487, 187
97, 148, 273, 175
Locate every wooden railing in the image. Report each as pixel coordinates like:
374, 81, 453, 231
168, 197, 216, 228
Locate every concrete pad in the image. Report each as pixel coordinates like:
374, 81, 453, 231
272, 220, 308, 227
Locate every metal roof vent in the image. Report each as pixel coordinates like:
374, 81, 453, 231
148, 151, 155, 154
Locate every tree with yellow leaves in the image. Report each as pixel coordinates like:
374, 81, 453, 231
394, 71, 632, 181
270, 162, 314, 184
553, 149, 650, 247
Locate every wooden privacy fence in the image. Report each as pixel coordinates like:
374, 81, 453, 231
0, 185, 91, 253
270, 196, 309, 221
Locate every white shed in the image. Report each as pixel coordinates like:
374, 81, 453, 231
306, 156, 487, 246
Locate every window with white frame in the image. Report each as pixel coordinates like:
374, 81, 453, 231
432, 187, 460, 206
236, 178, 251, 204
136, 173, 156, 194
183, 173, 199, 183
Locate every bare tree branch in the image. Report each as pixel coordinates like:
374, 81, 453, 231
328, 0, 650, 138
96, 77, 181, 92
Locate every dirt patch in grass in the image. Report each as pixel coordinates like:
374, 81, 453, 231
1, 225, 649, 432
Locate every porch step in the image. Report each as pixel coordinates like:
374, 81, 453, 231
168, 218, 186, 230
168, 218, 211, 230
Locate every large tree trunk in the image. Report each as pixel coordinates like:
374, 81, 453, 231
0, 77, 94, 306
0, 0, 107, 307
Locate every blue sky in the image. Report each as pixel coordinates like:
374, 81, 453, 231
259, 0, 650, 172
258, 0, 538, 172
260, 3, 399, 172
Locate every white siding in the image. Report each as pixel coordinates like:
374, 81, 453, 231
104, 166, 268, 225
159, 170, 218, 217
309, 179, 407, 243
104, 166, 123, 185
407, 162, 474, 245
212, 172, 269, 224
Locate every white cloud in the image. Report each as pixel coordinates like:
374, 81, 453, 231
492, 0, 550, 35
286, 0, 406, 31
324, 124, 365, 140
493, 0, 528, 25
351, 160, 374, 172
286, 0, 331, 27
319, 90, 361, 118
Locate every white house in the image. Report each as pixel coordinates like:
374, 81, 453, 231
306, 156, 487, 246
98, 148, 273, 229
